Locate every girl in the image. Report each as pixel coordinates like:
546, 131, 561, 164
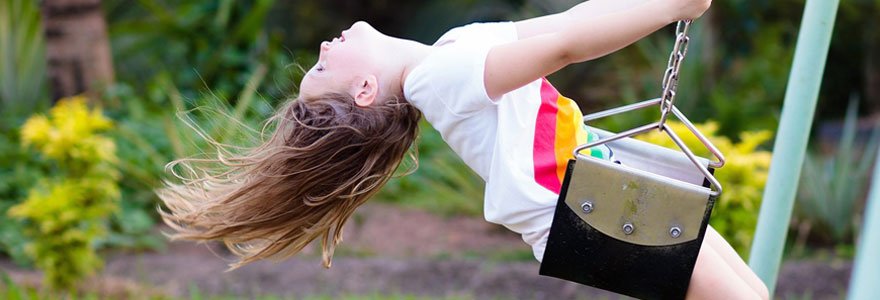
159, 0, 769, 298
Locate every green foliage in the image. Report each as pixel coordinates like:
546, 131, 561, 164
106, 64, 273, 175
638, 121, 773, 257
587, 0, 876, 137
8, 97, 120, 290
272, 0, 520, 47
795, 100, 880, 248
96, 0, 294, 251
96, 0, 296, 239
102, 64, 274, 247
703, 25, 794, 137
593, 21, 793, 139
377, 122, 485, 216
0, 0, 48, 117
104, 0, 295, 104
0, 3, 45, 257
0, 123, 42, 265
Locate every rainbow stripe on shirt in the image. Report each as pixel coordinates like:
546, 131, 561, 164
532, 79, 611, 194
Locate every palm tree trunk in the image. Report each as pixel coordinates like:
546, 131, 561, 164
40, 0, 114, 102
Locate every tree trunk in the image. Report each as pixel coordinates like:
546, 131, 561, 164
40, 0, 114, 102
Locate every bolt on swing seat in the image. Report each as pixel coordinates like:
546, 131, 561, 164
538, 21, 726, 300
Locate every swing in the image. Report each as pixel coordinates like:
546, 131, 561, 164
539, 21, 726, 300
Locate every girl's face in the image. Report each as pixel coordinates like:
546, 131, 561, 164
299, 21, 388, 101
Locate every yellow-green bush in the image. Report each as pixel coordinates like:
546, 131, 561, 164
8, 96, 120, 290
637, 121, 772, 258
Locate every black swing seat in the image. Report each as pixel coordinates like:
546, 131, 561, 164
540, 126, 718, 300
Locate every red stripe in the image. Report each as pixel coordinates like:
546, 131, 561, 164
533, 79, 561, 193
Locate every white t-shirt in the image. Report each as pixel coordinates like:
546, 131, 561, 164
403, 22, 613, 261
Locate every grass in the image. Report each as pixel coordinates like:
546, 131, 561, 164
0, 273, 478, 300
438, 249, 535, 263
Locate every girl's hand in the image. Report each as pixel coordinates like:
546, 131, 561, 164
669, 0, 711, 21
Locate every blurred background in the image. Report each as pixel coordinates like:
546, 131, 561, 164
0, 0, 878, 299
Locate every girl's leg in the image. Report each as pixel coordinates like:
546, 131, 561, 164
704, 226, 770, 298
687, 243, 764, 299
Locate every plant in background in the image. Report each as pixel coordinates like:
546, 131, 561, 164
0, 127, 43, 266
8, 96, 120, 290
0, 0, 48, 118
97, 0, 296, 239
595, 22, 792, 139
0, 0, 45, 260
99, 66, 275, 246
794, 100, 880, 255
105, 0, 293, 106
83, 0, 292, 250
378, 121, 485, 216
637, 121, 772, 258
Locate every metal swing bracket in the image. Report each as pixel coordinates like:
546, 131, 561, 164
562, 153, 716, 245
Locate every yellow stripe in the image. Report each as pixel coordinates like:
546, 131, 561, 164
554, 96, 587, 182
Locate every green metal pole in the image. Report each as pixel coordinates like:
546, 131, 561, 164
747, 0, 840, 294
848, 150, 880, 299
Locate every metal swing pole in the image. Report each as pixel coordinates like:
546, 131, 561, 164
849, 150, 880, 299
747, 0, 840, 295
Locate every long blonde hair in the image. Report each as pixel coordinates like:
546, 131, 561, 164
158, 92, 421, 269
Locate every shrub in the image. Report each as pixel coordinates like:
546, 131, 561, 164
0, 127, 41, 265
377, 121, 485, 216
637, 121, 772, 258
105, 0, 293, 105
0, 1, 47, 244
0, 0, 48, 117
8, 96, 120, 290
794, 100, 879, 252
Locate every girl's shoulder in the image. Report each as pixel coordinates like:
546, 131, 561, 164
403, 22, 519, 116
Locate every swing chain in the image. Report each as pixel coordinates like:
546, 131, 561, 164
658, 20, 692, 128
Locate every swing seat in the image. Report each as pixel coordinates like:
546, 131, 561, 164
539, 127, 717, 300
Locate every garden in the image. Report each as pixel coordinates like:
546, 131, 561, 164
1, 0, 879, 299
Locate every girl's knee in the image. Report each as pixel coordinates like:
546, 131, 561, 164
688, 245, 765, 300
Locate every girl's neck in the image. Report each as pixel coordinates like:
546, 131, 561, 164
385, 37, 433, 98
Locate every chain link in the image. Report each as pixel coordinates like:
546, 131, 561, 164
658, 20, 692, 128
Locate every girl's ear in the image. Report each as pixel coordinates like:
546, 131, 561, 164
352, 75, 379, 107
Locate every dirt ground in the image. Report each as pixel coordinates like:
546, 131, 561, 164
1, 203, 854, 299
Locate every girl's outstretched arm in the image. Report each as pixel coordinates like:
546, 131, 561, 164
516, 0, 648, 39
484, 0, 710, 99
